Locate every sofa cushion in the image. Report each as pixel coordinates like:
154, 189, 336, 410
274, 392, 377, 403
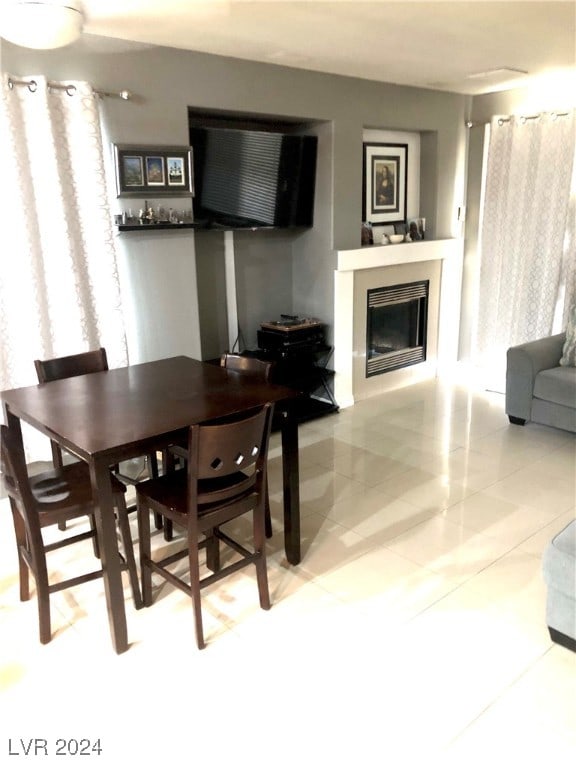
534, 366, 576, 408
560, 303, 576, 367
543, 519, 576, 598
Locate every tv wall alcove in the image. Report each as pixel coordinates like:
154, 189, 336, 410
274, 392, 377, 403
188, 108, 332, 360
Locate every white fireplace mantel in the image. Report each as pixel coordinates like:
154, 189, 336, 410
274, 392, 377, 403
334, 238, 464, 408
337, 238, 460, 272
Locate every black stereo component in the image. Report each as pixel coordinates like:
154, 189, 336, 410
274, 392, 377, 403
258, 318, 325, 354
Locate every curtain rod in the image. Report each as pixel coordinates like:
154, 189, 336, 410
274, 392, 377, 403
465, 109, 571, 128
7, 76, 132, 100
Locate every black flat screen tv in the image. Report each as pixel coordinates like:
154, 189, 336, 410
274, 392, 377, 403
189, 126, 317, 230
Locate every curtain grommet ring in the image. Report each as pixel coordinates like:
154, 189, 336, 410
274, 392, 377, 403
27, 80, 38, 93
66, 85, 77, 97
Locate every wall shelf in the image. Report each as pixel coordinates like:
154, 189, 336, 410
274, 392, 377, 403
117, 222, 196, 232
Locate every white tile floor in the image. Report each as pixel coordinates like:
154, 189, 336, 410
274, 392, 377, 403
1, 376, 575, 766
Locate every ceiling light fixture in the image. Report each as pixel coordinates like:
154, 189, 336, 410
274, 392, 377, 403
0, 1, 85, 50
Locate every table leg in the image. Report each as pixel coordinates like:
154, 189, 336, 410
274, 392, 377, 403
89, 457, 129, 654
280, 408, 301, 565
4, 406, 22, 442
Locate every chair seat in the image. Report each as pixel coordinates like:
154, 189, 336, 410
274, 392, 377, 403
137, 468, 254, 519
31, 461, 126, 510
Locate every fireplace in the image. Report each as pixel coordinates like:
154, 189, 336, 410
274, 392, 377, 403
366, 280, 428, 376
334, 238, 462, 406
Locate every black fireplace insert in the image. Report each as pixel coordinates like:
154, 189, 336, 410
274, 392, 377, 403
366, 280, 429, 376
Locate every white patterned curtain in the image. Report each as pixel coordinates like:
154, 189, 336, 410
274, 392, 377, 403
0, 74, 127, 393
0, 74, 128, 461
473, 111, 576, 385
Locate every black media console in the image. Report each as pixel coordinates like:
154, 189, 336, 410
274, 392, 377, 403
244, 316, 339, 424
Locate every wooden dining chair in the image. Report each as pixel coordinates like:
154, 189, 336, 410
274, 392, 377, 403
34, 348, 112, 473
34, 348, 161, 529
220, 352, 274, 381
34, 347, 159, 478
1, 422, 141, 645
136, 403, 273, 649
162, 352, 275, 541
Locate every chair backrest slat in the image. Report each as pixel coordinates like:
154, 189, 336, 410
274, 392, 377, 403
195, 406, 271, 479
34, 348, 108, 383
185, 404, 273, 518
33, 348, 108, 468
220, 353, 273, 383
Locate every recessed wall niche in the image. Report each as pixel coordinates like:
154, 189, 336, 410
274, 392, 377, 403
362, 127, 438, 242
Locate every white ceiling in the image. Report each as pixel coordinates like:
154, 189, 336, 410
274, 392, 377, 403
76, 0, 576, 95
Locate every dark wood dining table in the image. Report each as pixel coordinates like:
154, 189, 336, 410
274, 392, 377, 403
1, 356, 301, 654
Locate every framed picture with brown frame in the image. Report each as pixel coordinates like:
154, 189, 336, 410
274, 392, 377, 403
362, 142, 408, 225
114, 144, 193, 197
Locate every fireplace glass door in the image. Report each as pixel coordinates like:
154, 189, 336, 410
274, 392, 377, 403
366, 281, 428, 376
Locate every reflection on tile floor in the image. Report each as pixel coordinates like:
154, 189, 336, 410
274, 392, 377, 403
1, 376, 575, 766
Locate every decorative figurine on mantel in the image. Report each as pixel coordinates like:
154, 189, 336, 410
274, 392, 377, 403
408, 220, 421, 241
407, 217, 426, 241
361, 221, 374, 245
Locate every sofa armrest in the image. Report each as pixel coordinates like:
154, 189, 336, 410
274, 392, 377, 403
506, 333, 566, 421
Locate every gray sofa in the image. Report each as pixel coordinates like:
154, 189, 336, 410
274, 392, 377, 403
505, 332, 576, 433
542, 519, 576, 652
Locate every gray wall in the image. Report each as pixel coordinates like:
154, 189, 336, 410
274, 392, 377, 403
3, 35, 469, 361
